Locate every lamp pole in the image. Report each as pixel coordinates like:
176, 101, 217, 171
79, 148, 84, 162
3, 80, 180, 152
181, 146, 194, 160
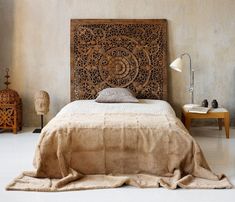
180, 53, 194, 104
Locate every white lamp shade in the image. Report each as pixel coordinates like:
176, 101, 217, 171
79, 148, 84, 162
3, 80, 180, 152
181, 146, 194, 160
170, 57, 183, 72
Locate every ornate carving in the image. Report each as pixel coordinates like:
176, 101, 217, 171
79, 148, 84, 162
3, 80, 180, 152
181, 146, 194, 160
71, 19, 167, 100
99, 47, 139, 87
0, 106, 15, 127
0, 69, 22, 133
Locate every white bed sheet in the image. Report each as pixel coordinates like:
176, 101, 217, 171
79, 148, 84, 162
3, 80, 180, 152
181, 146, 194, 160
58, 99, 175, 117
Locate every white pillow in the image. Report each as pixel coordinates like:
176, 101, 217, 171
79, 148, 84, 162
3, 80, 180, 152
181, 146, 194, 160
95, 88, 139, 103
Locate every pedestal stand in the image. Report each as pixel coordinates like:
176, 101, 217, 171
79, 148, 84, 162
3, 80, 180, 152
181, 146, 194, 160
33, 115, 44, 133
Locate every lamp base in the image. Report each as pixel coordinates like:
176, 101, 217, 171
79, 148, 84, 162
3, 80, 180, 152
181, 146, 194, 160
33, 128, 42, 133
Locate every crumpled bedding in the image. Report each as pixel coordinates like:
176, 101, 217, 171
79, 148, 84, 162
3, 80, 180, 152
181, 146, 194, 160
6, 100, 232, 191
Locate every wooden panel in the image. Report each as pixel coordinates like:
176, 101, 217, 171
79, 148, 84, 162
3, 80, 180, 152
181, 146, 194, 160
71, 19, 168, 101
0, 103, 22, 134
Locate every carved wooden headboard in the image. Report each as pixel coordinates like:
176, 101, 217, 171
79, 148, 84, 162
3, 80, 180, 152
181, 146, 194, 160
71, 19, 168, 101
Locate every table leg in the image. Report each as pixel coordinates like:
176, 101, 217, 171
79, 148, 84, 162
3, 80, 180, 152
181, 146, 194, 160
13, 127, 17, 134
181, 112, 185, 125
185, 117, 191, 131
218, 118, 223, 130
224, 112, 230, 139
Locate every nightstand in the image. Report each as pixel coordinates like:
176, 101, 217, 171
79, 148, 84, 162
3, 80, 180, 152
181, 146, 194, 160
182, 105, 230, 138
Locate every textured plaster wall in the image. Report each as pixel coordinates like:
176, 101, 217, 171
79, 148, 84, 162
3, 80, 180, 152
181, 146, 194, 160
0, 0, 234, 126
0, 0, 14, 90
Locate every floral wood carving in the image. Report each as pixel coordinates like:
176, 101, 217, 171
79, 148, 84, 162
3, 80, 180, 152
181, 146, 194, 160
0, 69, 22, 133
0, 106, 15, 127
71, 19, 168, 101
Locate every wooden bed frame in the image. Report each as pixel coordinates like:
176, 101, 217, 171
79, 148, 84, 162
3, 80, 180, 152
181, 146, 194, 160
71, 19, 168, 101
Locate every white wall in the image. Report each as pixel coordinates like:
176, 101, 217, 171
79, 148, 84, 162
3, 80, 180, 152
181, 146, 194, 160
0, 0, 235, 126
0, 0, 14, 90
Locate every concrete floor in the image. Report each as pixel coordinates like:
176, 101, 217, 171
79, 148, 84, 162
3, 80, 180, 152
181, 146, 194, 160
0, 127, 235, 202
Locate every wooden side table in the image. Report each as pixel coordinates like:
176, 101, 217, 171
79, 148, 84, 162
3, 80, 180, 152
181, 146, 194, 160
182, 105, 230, 138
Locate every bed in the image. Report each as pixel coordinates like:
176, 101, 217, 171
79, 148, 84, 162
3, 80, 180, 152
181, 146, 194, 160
6, 19, 232, 191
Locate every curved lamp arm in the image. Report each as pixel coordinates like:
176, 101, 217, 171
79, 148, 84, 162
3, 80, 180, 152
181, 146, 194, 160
170, 52, 194, 104
180, 53, 194, 104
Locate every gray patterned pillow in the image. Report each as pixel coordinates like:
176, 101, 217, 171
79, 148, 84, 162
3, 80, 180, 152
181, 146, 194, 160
95, 88, 139, 103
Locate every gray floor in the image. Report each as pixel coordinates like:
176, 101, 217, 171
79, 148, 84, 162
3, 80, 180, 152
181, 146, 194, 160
0, 127, 235, 202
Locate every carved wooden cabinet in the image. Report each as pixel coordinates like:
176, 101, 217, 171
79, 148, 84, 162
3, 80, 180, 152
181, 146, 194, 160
0, 88, 22, 134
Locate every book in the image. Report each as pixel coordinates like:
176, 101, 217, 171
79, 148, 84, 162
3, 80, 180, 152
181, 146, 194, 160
188, 106, 211, 114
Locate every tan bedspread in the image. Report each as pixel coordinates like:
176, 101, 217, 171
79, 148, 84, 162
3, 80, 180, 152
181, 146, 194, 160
6, 101, 232, 191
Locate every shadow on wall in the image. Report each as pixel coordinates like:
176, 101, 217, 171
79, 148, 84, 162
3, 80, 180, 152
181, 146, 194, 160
0, 0, 15, 89
167, 19, 183, 118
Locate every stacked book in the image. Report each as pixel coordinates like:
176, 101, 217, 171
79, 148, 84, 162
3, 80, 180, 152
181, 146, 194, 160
188, 106, 211, 114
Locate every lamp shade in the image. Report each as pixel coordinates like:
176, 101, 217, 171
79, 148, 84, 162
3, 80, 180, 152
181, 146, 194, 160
170, 57, 183, 72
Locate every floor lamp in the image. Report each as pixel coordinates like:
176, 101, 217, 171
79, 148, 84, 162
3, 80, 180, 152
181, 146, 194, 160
170, 53, 195, 104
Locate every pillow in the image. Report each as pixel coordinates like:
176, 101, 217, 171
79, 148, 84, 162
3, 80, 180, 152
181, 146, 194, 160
95, 88, 139, 103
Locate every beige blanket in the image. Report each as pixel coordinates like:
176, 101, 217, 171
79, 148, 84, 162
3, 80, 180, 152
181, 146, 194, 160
6, 102, 232, 191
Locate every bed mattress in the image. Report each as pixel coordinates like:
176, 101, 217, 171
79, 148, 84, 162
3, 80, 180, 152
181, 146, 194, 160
59, 99, 176, 116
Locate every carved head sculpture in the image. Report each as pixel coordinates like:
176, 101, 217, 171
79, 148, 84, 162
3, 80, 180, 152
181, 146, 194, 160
34, 90, 50, 115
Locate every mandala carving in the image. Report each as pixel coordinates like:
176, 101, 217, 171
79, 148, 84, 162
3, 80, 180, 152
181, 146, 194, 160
71, 19, 167, 100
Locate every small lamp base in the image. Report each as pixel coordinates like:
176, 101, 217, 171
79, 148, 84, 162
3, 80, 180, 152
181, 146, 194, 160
33, 128, 42, 133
